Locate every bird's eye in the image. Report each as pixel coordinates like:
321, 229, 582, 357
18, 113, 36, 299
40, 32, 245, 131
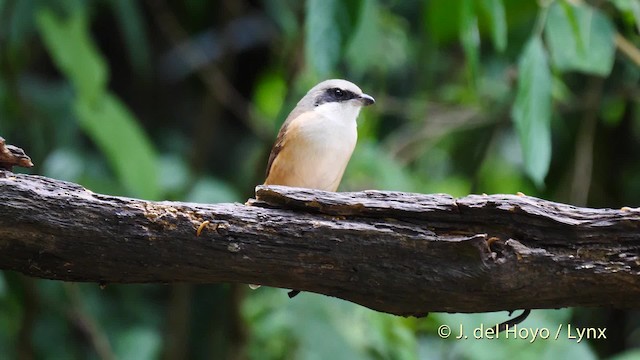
331, 88, 346, 100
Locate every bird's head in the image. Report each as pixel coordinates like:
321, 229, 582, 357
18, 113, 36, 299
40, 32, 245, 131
296, 79, 375, 123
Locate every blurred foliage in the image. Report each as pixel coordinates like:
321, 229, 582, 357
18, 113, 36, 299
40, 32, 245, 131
1, 0, 639, 358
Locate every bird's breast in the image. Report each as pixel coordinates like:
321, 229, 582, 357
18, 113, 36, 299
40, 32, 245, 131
267, 110, 358, 191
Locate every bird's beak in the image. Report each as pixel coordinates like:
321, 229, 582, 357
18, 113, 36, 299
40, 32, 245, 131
358, 93, 375, 106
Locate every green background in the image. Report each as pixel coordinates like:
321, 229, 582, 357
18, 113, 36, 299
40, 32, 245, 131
1, 0, 640, 358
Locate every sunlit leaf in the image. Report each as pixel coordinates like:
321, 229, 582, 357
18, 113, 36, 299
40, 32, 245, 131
75, 95, 159, 199
305, 0, 341, 76
610, 0, 640, 34
479, 0, 507, 52
37, 9, 107, 103
545, 2, 615, 75
253, 71, 287, 133
37, 9, 160, 199
564, 2, 584, 51
511, 37, 552, 187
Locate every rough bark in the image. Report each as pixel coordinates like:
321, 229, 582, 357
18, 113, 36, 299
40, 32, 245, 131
1, 171, 639, 317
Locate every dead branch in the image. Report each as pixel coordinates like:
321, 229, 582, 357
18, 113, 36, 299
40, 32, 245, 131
1, 172, 639, 317
0, 137, 33, 171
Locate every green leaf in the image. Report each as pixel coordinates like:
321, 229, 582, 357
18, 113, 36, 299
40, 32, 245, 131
345, 0, 380, 75
459, 0, 479, 92
36, 9, 107, 103
305, 0, 341, 76
346, 1, 409, 76
610, 0, 640, 34
425, 0, 462, 44
479, 0, 507, 52
37, 9, 159, 199
75, 95, 159, 199
511, 37, 552, 187
545, 2, 615, 76
253, 71, 287, 132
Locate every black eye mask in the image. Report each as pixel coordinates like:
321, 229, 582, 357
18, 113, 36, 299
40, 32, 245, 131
314, 88, 357, 106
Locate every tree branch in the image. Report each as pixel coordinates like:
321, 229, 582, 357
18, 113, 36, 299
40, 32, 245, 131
1, 172, 639, 317
0, 137, 33, 171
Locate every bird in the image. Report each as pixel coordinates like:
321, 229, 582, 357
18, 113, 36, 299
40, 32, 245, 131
253, 79, 375, 297
264, 79, 375, 191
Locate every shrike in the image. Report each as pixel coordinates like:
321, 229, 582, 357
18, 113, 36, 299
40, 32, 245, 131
253, 79, 375, 296
264, 79, 375, 190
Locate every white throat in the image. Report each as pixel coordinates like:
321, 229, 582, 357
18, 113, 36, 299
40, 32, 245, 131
300, 102, 360, 147
314, 102, 362, 125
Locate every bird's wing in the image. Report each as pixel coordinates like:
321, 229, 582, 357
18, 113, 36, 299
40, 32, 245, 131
265, 122, 288, 179
265, 106, 310, 179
